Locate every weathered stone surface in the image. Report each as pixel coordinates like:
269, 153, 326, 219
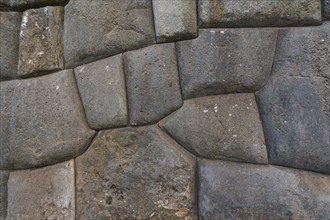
0, 12, 21, 80
198, 159, 330, 220
124, 43, 182, 125
322, 0, 330, 20
0, 0, 68, 11
7, 160, 75, 220
75, 54, 128, 130
18, 6, 64, 77
0, 171, 9, 220
0, 70, 95, 169
176, 28, 277, 99
64, 0, 155, 68
76, 126, 197, 220
160, 94, 267, 164
152, 0, 198, 43
198, 0, 322, 27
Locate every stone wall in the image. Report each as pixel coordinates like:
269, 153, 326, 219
0, 0, 329, 219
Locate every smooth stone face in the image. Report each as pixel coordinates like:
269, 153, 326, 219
198, 159, 330, 220
176, 28, 277, 99
18, 6, 64, 77
198, 0, 322, 27
0, 0, 68, 10
160, 94, 268, 164
152, 0, 198, 43
7, 160, 75, 220
0, 12, 21, 80
124, 43, 182, 125
75, 54, 128, 130
322, 0, 330, 20
76, 126, 197, 220
0, 70, 95, 169
64, 0, 155, 68
0, 171, 9, 220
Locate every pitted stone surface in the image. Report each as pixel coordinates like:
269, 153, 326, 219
18, 6, 64, 77
198, 0, 322, 28
0, 70, 95, 169
124, 43, 182, 125
0, 171, 9, 220
0, 12, 21, 80
0, 0, 67, 10
75, 54, 128, 130
7, 160, 75, 220
176, 28, 277, 99
76, 126, 197, 220
152, 0, 198, 43
64, 0, 155, 68
160, 94, 267, 164
322, 0, 330, 20
198, 159, 330, 220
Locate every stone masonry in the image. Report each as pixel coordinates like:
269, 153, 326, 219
0, 0, 329, 219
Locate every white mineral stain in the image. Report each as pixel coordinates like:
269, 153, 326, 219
229, 113, 232, 116
210, 30, 215, 33
105, 66, 110, 71
220, 30, 225, 34
22, 14, 28, 27
233, 134, 237, 138
56, 85, 59, 90
79, 67, 85, 72
204, 109, 208, 113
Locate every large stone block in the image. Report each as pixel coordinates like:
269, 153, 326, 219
176, 28, 277, 99
76, 126, 197, 220
160, 94, 267, 164
198, 159, 330, 220
64, 0, 155, 68
0, 171, 9, 220
75, 54, 128, 130
0, 0, 68, 11
7, 160, 75, 220
152, 0, 198, 43
198, 0, 322, 27
18, 6, 64, 77
322, 0, 330, 20
124, 43, 182, 125
0, 12, 21, 80
0, 70, 95, 169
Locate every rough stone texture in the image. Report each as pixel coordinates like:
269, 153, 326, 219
0, 70, 95, 169
0, 171, 9, 220
0, 12, 21, 80
75, 54, 128, 130
198, 0, 322, 28
64, 0, 155, 68
198, 159, 330, 220
256, 23, 330, 175
152, 0, 198, 43
177, 28, 277, 99
160, 94, 267, 164
18, 6, 64, 77
0, 0, 68, 11
7, 160, 75, 220
76, 126, 197, 220
322, 0, 330, 20
124, 43, 182, 125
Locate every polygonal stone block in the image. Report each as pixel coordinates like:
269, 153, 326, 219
0, 171, 9, 220
0, 0, 68, 11
76, 126, 197, 220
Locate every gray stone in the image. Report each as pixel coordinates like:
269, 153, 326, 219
0, 0, 68, 11
0, 171, 9, 220
74, 54, 128, 130
176, 28, 277, 99
198, 159, 330, 220
152, 0, 198, 43
64, 0, 155, 68
0, 12, 21, 80
76, 126, 197, 220
7, 160, 75, 220
160, 94, 267, 164
18, 6, 64, 77
198, 0, 322, 28
322, 0, 330, 20
124, 43, 182, 125
0, 70, 95, 169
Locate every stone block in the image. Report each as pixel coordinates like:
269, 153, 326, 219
76, 126, 197, 220
0, 70, 95, 169
7, 160, 75, 220
322, 0, 330, 20
124, 43, 182, 125
198, 159, 330, 220
0, 0, 68, 11
160, 94, 267, 164
176, 28, 277, 99
0, 171, 9, 220
75, 54, 128, 130
152, 0, 198, 43
64, 0, 155, 68
18, 6, 64, 77
0, 12, 21, 80
198, 0, 322, 27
